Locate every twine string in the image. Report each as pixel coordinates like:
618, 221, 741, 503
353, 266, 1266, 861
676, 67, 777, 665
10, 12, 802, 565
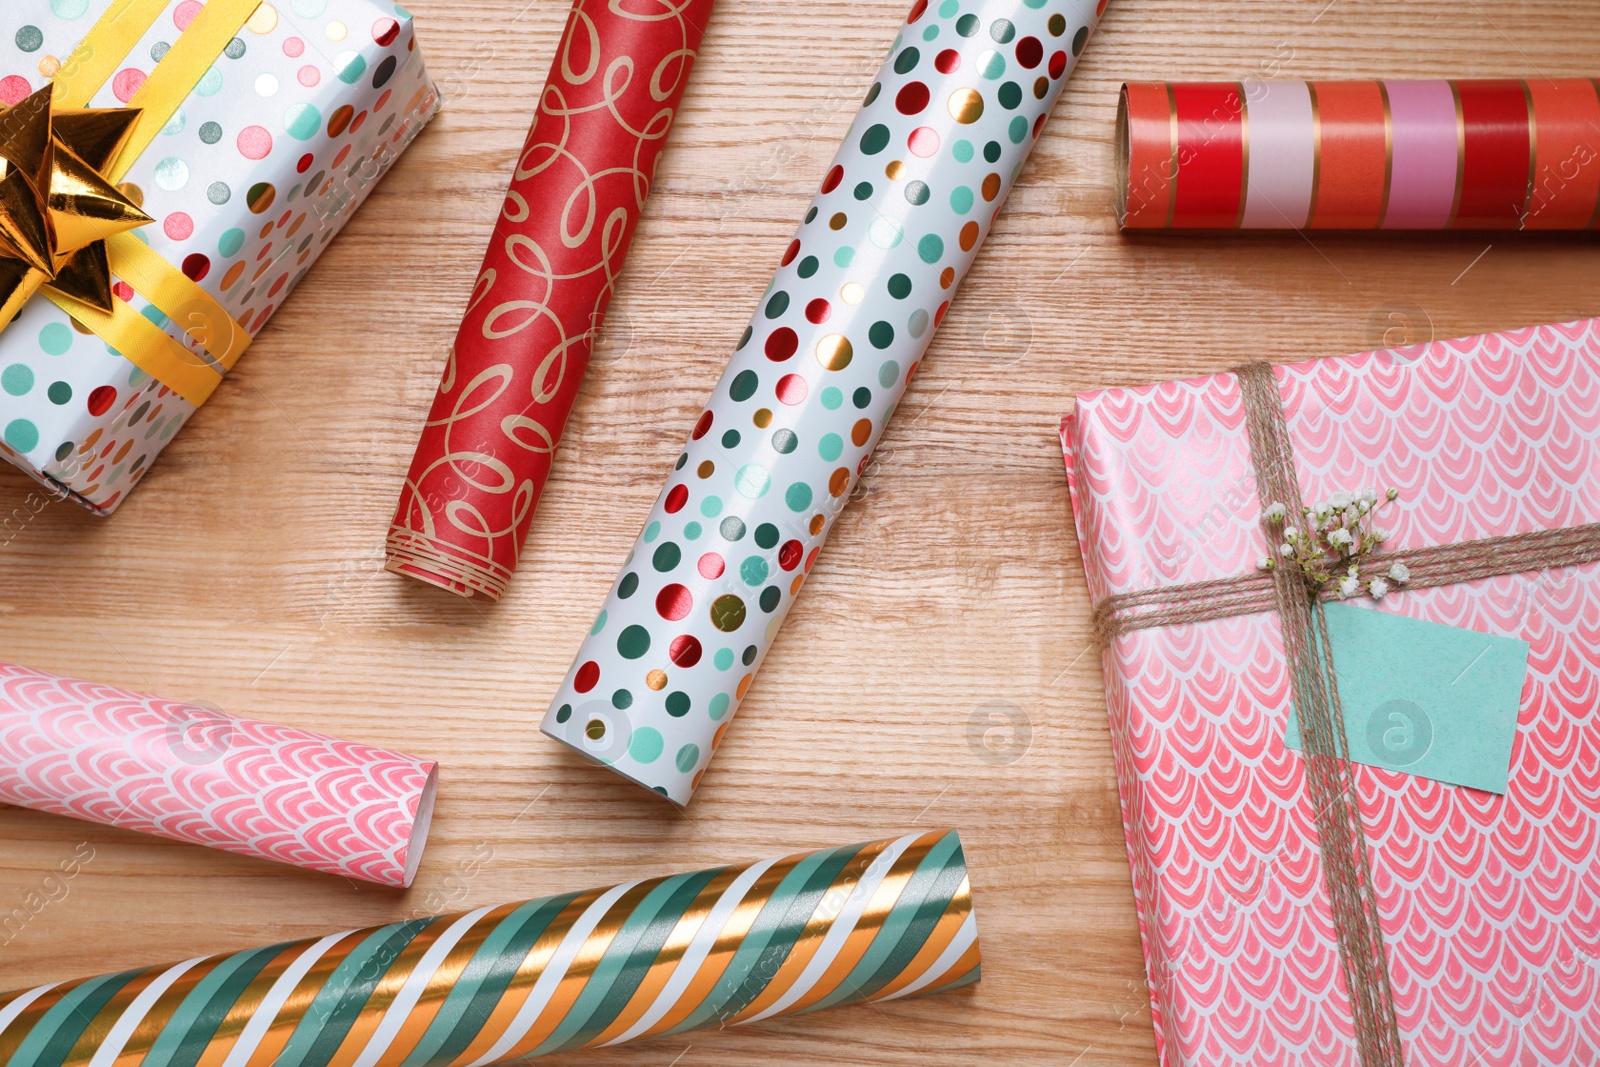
1096, 525, 1600, 643
1237, 361, 1405, 1067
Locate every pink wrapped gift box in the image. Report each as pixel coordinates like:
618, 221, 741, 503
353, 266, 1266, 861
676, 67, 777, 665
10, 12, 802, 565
1061, 319, 1600, 1066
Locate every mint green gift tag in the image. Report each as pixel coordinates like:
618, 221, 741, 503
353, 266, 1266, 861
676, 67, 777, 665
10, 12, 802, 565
1286, 603, 1530, 794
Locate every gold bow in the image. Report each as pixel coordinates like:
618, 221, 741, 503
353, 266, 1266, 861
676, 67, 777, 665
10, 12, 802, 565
0, 84, 151, 326
0, 0, 266, 407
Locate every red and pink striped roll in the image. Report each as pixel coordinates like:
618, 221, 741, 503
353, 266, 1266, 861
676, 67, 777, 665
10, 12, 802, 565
0, 662, 437, 887
1117, 79, 1600, 229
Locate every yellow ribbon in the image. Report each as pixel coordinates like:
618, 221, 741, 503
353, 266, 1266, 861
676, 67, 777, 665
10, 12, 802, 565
44, 287, 229, 406
44, 0, 261, 407
104, 233, 250, 370
116, 0, 264, 179
48, 0, 167, 108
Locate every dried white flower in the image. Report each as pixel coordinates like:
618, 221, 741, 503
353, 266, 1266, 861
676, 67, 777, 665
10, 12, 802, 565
1257, 556, 1274, 571
1267, 487, 1406, 601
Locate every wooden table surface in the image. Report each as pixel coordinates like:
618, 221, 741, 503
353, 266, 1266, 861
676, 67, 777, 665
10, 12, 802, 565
4, 0, 1599, 1063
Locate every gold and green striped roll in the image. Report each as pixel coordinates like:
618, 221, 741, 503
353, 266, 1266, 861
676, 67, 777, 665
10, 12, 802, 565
0, 830, 978, 1067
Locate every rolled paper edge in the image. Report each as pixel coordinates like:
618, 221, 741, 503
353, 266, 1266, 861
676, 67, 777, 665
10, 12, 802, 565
539, 714, 691, 806
1116, 82, 1177, 229
385, 527, 512, 601
399, 763, 440, 888
1114, 83, 1131, 226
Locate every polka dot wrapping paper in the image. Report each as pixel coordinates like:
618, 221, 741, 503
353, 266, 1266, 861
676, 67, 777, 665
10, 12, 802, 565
0, 660, 438, 886
1117, 79, 1600, 230
386, 0, 717, 601
0, 0, 438, 514
541, 0, 1108, 806
0, 830, 977, 1066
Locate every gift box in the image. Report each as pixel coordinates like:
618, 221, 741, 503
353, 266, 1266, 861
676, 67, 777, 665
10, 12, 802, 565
1061, 320, 1600, 1066
0, 0, 437, 513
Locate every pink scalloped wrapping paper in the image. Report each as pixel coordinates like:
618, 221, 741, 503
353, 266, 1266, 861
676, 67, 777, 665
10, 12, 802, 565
0, 662, 438, 887
1060, 319, 1600, 1067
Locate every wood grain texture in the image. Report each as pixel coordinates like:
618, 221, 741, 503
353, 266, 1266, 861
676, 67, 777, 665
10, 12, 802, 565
1, 1, 1597, 1063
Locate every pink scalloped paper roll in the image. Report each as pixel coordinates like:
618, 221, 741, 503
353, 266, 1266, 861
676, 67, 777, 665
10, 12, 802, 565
0, 662, 438, 887
1060, 319, 1600, 1066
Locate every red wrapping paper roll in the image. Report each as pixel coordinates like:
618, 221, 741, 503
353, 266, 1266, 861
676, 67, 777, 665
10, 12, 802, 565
388, 0, 716, 599
1116, 78, 1600, 230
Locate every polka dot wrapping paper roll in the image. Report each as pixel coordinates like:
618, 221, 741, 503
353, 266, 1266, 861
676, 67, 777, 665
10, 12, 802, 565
385, 0, 717, 600
541, 0, 1109, 805
0, 660, 438, 887
0, 829, 979, 1066
0, 0, 439, 514
1117, 79, 1600, 230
